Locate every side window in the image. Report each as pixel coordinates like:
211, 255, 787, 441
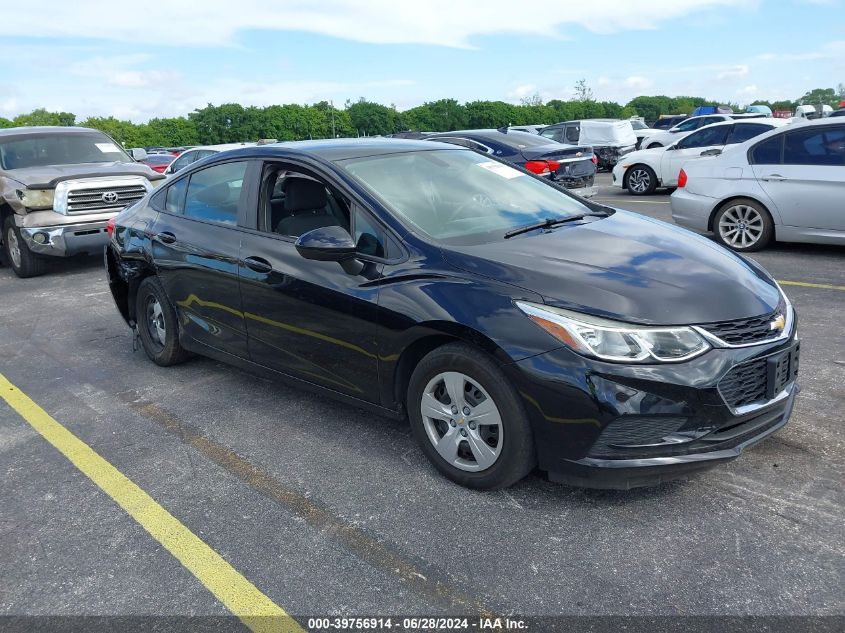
673, 118, 701, 132
677, 125, 730, 149
729, 124, 771, 145
352, 207, 386, 258
540, 128, 559, 141
165, 178, 187, 214
702, 117, 724, 127
169, 151, 197, 173
183, 161, 248, 226
564, 125, 580, 143
783, 126, 845, 166
750, 136, 783, 165
258, 164, 350, 238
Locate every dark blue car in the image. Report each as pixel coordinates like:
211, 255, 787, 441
106, 139, 799, 490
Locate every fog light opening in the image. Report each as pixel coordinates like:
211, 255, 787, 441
33, 232, 48, 245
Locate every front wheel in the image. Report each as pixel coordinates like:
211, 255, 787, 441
407, 343, 535, 490
713, 198, 774, 252
3, 217, 48, 278
625, 165, 658, 196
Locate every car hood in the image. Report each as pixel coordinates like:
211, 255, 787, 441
4, 162, 161, 188
617, 147, 664, 163
442, 211, 781, 325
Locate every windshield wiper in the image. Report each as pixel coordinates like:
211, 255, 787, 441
503, 212, 607, 239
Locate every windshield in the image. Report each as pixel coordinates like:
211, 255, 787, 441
340, 149, 594, 245
0, 132, 132, 170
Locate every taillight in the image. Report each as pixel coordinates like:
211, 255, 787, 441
678, 169, 688, 188
152, 164, 168, 173
591, 154, 598, 165
524, 160, 558, 175
106, 217, 116, 238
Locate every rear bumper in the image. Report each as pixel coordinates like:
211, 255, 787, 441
670, 188, 715, 233
19, 221, 110, 257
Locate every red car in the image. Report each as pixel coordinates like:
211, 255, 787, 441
140, 154, 175, 173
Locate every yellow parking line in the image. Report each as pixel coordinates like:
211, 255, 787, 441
777, 280, 845, 292
0, 373, 302, 633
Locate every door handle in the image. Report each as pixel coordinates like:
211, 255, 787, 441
154, 231, 177, 244
243, 256, 273, 274
762, 174, 787, 182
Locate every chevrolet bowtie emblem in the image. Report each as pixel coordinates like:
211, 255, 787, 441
770, 314, 785, 331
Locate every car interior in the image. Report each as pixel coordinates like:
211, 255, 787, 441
260, 167, 351, 238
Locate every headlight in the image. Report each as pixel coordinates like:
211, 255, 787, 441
516, 301, 710, 363
15, 188, 55, 209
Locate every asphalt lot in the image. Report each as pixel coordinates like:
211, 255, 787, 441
1, 172, 843, 630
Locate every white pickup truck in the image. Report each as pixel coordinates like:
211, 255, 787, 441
0, 126, 163, 277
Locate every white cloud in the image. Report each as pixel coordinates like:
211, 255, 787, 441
624, 76, 654, 90
738, 84, 759, 96
506, 84, 540, 101
1, 0, 757, 48
716, 65, 750, 80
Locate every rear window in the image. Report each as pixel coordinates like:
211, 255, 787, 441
749, 136, 783, 165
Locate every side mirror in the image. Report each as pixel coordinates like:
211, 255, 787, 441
295, 226, 357, 262
129, 148, 147, 161
700, 149, 722, 157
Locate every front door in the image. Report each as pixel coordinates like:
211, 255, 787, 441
661, 124, 731, 186
150, 160, 251, 358
238, 162, 384, 401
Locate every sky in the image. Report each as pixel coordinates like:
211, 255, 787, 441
1, 0, 843, 122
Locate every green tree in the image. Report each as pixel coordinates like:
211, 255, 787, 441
574, 79, 593, 102
146, 117, 200, 146
0, 117, 13, 129
12, 108, 76, 127
346, 99, 397, 136
799, 87, 840, 108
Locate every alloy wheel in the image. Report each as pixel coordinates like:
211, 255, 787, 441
627, 169, 651, 194
7, 227, 22, 269
718, 205, 764, 249
420, 371, 503, 472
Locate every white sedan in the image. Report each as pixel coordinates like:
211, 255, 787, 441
612, 119, 788, 195
671, 118, 845, 251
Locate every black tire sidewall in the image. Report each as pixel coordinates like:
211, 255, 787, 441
714, 199, 774, 252
135, 277, 189, 366
407, 343, 535, 490
3, 217, 47, 278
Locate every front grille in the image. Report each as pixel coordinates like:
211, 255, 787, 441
718, 358, 768, 407
67, 184, 147, 214
699, 299, 786, 345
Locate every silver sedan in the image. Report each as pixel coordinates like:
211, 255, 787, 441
671, 118, 845, 252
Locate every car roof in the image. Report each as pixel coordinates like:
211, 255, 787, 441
0, 126, 107, 138
210, 138, 464, 162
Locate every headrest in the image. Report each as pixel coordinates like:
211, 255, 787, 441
195, 182, 231, 205
284, 178, 327, 212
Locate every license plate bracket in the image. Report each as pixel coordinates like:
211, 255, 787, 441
767, 342, 800, 399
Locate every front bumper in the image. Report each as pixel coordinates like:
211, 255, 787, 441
19, 220, 110, 257
504, 329, 800, 489
670, 188, 716, 233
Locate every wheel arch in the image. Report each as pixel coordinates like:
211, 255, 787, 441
105, 245, 156, 327
707, 195, 775, 232
389, 321, 512, 414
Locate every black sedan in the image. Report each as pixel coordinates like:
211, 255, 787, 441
425, 129, 598, 198
105, 139, 800, 490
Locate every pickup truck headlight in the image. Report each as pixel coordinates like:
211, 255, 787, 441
516, 301, 710, 363
16, 188, 55, 209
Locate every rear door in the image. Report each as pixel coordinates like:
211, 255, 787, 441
752, 124, 845, 231
150, 159, 255, 358
661, 124, 731, 185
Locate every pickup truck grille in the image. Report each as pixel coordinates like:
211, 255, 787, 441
66, 183, 148, 214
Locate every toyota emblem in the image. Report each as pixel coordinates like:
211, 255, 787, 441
101, 191, 120, 204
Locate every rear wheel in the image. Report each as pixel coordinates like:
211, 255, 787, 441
713, 198, 774, 252
135, 276, 191, 366
407, 343, 535, 490
625, 165, 658, 196
3, 217, 47, 278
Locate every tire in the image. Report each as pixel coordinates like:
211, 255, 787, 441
625, 165, 658, 196
3, 217, 48, 278
135, 276, 191, 366
713, 198, 774, 252
407, 342, 535, 490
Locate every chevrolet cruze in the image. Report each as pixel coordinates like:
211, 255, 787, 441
105, 139, 800, 490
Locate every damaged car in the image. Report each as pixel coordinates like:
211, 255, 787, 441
540, 119, 638, 170
0, 126, 163, 277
